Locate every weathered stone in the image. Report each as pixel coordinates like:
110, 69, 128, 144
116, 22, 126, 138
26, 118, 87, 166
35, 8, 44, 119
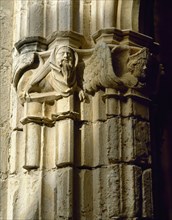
106, 117, 120, 163
58, 0, 73, 32
75, 169, 93, 220
27, 1, 44, 36
55, 119, 74, 167
1, 1, 156, 219
10, 130, 24, 174
142, 169, 153, 218
92, 165, 142, 219
0, 179, 8, 220
56, 167, 73, 219
92, 122, 107, 167
80, 94, 92, 122
10, 89, 24, 130
105, 88, 120, 116
43, 126, 56, 169
41, 170, 58, 220
10, 171, 41, 220
23, 123, 41, 169
44, 101, 56, 120
92, 90, 106, 122
79, 123, 93, 167
121, 165, 142, 217
121, 118, 151, 164
6, 177, 20, 220
24, 102, 42, 118
0, 0, 14, 183
55, 95, 74, 114
0, 127, 9, 177
121, 95, 150, 120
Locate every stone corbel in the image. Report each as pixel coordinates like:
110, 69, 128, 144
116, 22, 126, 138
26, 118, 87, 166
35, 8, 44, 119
76, 43, 151, 95
76, 28, 159, 97
13, 36, 88, 105
12, 32, 89, 170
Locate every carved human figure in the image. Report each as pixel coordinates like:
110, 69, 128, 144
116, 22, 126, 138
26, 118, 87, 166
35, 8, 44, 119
18, 45, 85, 101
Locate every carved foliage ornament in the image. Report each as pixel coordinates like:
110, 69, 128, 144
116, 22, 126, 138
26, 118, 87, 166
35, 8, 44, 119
13, 42, 149, 103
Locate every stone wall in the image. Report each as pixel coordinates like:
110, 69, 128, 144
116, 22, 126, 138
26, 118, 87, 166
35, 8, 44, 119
0, 1, 14, 219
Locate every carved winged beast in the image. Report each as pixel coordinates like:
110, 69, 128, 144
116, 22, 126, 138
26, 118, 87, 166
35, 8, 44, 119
81, 42, 149, 94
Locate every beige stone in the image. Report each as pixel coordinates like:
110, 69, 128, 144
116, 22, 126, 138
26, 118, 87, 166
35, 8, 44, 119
43, 126, 56, 169
41, 170, 58, 220
121, 118, 151, 164
92, 164, 142, 219
44, 101, 56, 120
55, 95, 74, 114
0, 127, 9, 177
55, 119, 74, 167
92, 90, 106, 122
105, 88, 120, 117
24, 102, 43, 118
0, 179, 8, 220
23, 123, 41, 169
121, 94, 150, 120
10, 89, 24, 130
10, 130, 24, 174
27, 1, 44, 37
79, 123, 93, 167
80, 94, 92, 122
106, 117, 120, 163
7, 171, 41, 220
0, 0, 14, 182
92, 122, 107, 167
1, 1, 156, 219
56, 167, 73, 219
121, 165, 142, 217
75, 169, 93, 220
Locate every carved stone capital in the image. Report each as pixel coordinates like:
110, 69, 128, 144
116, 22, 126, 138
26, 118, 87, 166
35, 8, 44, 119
77, 42, 151, 94
13, 30, 158, 105
92, 28, 159, 53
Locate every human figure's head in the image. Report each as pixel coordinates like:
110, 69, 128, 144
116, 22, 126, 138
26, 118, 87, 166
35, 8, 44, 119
56, 46, 76, 68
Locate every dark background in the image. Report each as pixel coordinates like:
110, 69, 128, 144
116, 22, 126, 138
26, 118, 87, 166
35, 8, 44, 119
140, 1, 172, 219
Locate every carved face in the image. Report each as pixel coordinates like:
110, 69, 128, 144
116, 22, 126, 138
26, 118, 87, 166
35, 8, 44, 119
54, 46, 76, 85
56, 46, 75, 68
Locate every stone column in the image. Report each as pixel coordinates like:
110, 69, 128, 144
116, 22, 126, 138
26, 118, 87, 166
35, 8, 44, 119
72, 29, 157, 219
10, 28, 158, 219
4, 0, 160, 218
22, 102, 43, 169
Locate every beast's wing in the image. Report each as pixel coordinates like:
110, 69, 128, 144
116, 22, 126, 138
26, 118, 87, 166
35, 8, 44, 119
83, 42, 123, 93
112, 45, 149, 88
